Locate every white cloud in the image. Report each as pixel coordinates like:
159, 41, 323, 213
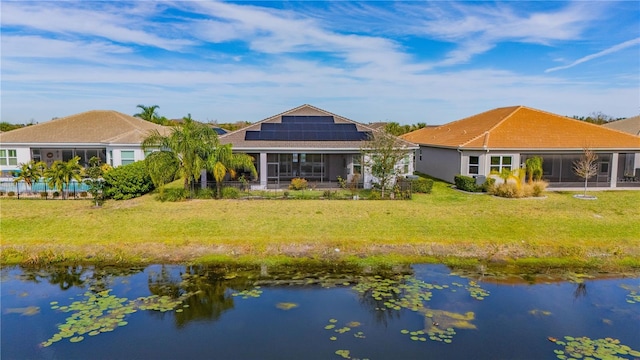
1, 2, 193, 50
545, 37, 640, 73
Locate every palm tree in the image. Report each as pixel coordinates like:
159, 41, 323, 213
134, 104, 164, 124
45, 157, 83, 199
206, 144, 257, 198
13, 160, 46, 193
144, 150, 180, 193
143, 115, 219, 196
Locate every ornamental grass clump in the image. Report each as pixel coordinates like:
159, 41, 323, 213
488, 180, 547, 198
289, 178, 308, 190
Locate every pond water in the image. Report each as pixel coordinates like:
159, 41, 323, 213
1, 264, 639, 360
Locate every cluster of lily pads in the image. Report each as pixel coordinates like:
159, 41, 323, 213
324, 319, 369, 359
619, 284, 640, 304
400, 327, 456, 343
352, 275, 453, 312
41, 288, 192, 347
230, 287, 263, 299
324, 319, 364, 340
466, 281, 490, 300
551, 336, 640, 359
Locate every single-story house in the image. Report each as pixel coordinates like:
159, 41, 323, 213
603, 115, 640, 136
401, 106, 640, 188
219, 104, 418, 189
0, 110, 170, 177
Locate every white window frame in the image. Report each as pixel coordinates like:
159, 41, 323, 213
0, 149, 18, 166
490, 156, 512, 173
468, 156, 479, 175
121, 150, 135, 166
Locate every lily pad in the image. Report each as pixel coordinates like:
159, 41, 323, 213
276, 302, 299, 310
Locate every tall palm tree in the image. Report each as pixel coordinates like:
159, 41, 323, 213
142, 115, 219, 196
45, 157, 83, 199
206, 144, 257, 198
13, 160, 46, 193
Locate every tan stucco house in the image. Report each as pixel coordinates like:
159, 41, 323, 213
0, 110, 170, 177
401, 106, 640, 188
219, 104, 418, 189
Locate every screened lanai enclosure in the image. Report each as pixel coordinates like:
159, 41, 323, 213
31, 148, 107, 168
521, 152, 640, 188
261, 153, 363, 188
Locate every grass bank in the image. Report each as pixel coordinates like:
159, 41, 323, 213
1, 180, 639, 270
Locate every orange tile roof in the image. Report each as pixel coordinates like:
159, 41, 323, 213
401, 106, 640, 150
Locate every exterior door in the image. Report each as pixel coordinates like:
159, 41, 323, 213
267, 162, 279, 184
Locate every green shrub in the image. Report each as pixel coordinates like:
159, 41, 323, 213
367, 191, 382, 200
195, 188, 215, 199
103, 161, 154, 200
411, 178, 434, 194
454, 175, 480, 192
283, 191, 290, 199
322, 190, 334, 199
7, 191, 15, 197
289, 178, 308, 190
40, 192, 48, 199
156, 188, 188, 202
52, 191, 60, 198
0, 191, 5, 196
79, 191, 88, 198
481, 177, 496, 192
221, 186, 240, 199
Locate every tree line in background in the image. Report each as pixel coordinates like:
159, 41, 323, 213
133, 104, 251, 131
0, 107, 630, 134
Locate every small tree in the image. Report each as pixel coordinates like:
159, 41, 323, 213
13, 160, 46, 194
362, 131, 410, 198
84, 156, 105, 206
573, 148, 598, 196
45, 157, 83, 199
525, 156, 543, 183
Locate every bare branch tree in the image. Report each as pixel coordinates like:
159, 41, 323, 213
573, 148, 598, 196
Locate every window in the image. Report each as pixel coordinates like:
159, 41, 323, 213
0, 149, 18, 166
403, 155, 410, 174
490, 156, 512, 173
121, 151, 135, 166
468, 156, 479, 175
353, 155, 362, 175
32, 149, 41, 162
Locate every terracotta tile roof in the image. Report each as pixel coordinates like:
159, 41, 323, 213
0, 110, 171, 145
401, 106, 640, 150
220, 104, 417, 150
602, 115, 640, 136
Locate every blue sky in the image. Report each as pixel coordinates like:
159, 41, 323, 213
1, 1, 639, 125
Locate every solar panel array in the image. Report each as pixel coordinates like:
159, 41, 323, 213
245, 115, 372, 141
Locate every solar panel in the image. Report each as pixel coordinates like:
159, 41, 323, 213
244, 116, 371, 141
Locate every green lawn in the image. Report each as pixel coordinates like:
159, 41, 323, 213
1, 180, 639, 269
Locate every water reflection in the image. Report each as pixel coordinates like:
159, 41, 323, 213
2, 263, 639, 360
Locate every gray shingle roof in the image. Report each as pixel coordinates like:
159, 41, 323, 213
603, 116, 640, 136
219, 104, 416, 150
0, 110, 171, 145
